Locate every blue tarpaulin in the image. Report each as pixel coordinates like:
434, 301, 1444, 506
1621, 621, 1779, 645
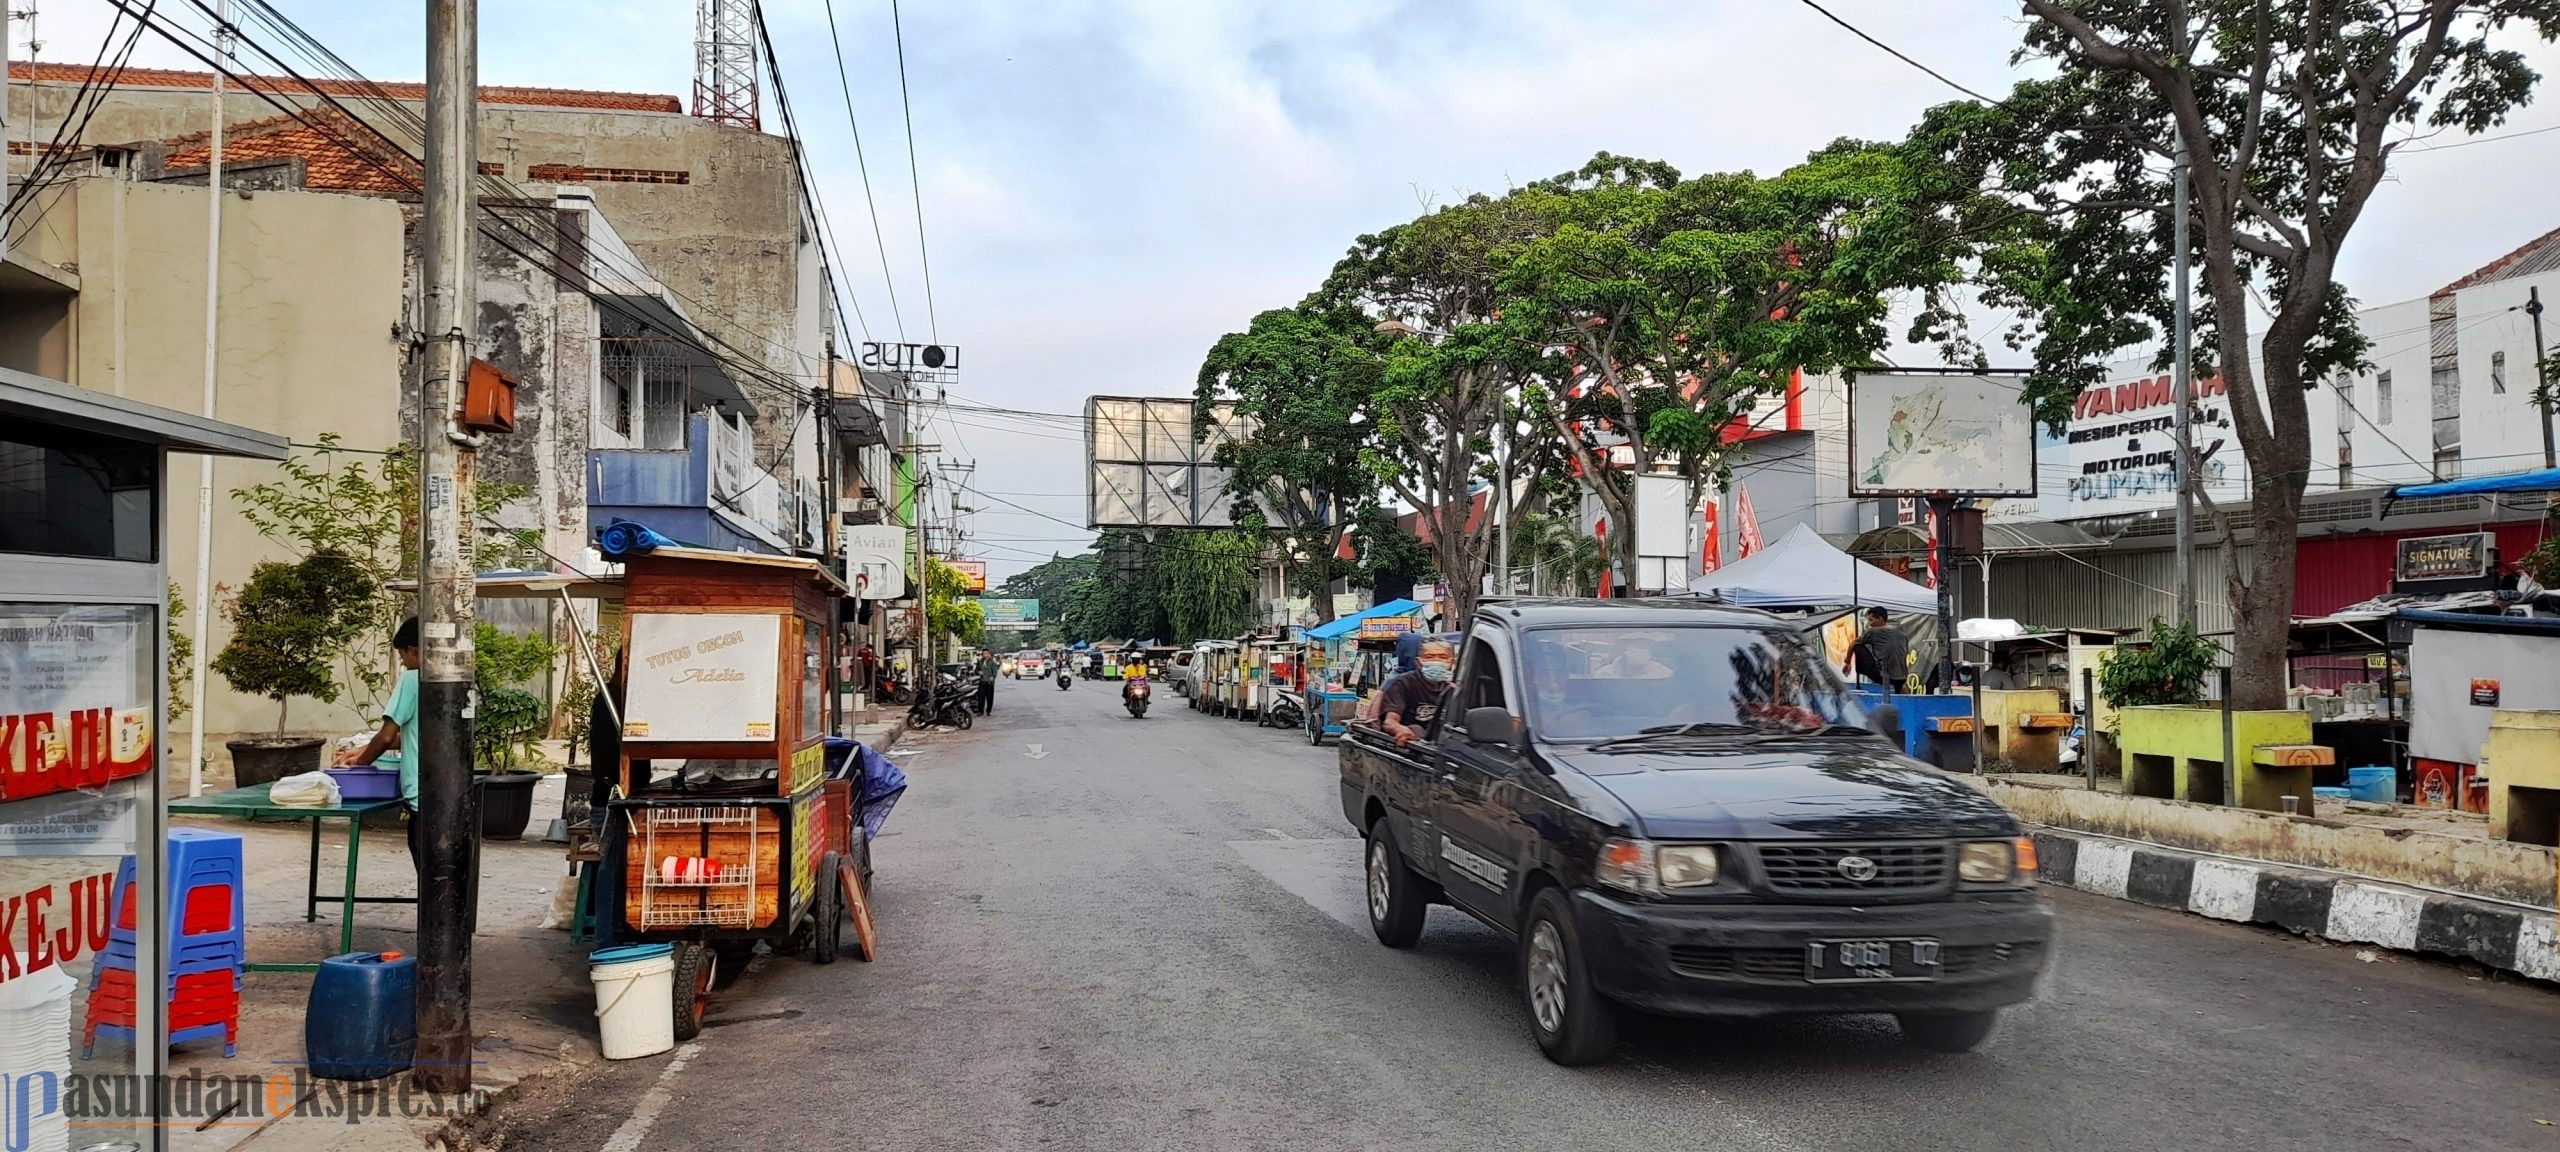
1305, 599, 1429, 642
2390, 468, 2560, 499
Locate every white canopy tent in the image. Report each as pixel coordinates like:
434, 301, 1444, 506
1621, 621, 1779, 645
1686, 523, 1939, 614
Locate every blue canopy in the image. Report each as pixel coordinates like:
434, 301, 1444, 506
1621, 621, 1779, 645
1305, 598, 1428, 642
2391, 468, 2560, 499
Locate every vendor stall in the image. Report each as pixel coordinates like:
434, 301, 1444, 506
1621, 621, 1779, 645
602, 546, 871, 1041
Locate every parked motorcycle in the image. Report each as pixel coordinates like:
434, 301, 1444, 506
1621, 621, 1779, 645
1056, 670, 1072, 691
1263, 686, 1306, 731
908, 672, 976, 730
877, 670, 914, 707
1122, 677, 1151, 719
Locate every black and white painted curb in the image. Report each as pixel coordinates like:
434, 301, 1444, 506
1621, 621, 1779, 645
2028, 828, 2559, 984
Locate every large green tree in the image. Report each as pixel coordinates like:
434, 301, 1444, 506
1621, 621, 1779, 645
1918, 0, 2556, 707
1505, 149, 1973, 583
1195, 306, 1383, 622
1319, 191, 1551, 624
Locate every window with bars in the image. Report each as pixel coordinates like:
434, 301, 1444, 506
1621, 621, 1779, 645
2376, 369, 2393, 424
2335, 373, 2354, 489
2493, 350, 2507, 395
602, 338, 694, 450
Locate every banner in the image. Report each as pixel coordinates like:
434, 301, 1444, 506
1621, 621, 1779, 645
981, 599, 1040, 630
2065, 365, 2245, 514
0, 604, 155, 803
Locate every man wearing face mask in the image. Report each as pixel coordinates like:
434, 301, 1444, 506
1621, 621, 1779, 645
1378, 638, 1457, 748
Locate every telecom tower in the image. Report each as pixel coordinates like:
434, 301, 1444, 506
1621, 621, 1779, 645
694, 0, 759, 130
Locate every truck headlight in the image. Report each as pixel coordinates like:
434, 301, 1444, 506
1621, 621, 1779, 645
1958, 840, 2017, 883
1656, 845, 1721, 888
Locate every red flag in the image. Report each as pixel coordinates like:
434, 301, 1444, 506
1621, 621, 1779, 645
1699, 499, 1721, 574
1733, 484, 1764, 558
1594, 516, 1611, 599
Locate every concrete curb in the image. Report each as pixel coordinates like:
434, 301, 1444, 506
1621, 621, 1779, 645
2028, 826, 2560, 984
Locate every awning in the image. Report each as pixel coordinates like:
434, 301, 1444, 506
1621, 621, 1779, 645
2390, 468, 2560, 499
602, 292, 754, 418
1691, 524, 1938, 614
2, 366, 286, 459
1305, 598, 1429, 641
387, 568, 623, 601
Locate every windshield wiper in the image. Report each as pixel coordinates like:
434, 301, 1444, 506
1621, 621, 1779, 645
1745, 723, 1883, 741
1588, 722, 1758, 752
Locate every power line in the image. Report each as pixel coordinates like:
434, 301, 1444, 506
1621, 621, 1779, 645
1792, 0, 1997, 104
819, 0, 907, 340
889, 0, 939, 341
2399, 121, 2560, 154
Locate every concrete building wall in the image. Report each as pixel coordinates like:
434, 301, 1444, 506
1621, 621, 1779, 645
18, 177, 407, 743
36, 80, 823, 486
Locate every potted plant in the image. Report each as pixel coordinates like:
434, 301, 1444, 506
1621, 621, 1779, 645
471, 622, 557, 839
211, 552, 378, 787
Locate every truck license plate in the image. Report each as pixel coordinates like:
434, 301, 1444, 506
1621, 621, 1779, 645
1804, 938, 1940, 982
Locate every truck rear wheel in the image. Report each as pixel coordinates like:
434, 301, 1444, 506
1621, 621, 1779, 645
1897, 1010, 1999, 1053
1364, 819, 1428, 948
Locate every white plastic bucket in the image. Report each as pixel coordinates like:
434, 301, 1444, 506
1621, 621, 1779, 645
588, 945, 676, 1060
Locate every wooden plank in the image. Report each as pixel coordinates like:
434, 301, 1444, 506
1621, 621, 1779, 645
2251, 743, 2335, 766
1930, 715, 1977, 734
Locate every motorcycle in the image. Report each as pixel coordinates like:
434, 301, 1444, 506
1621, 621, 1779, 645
1122, 676, 1151, 719
1056, 669, 1072, 691
907, 672, 976, 731
1262, 686, 1306, 731
877, 670, 914, 707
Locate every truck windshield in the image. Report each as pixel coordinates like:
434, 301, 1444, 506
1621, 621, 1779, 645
1519, 625, 1861, 742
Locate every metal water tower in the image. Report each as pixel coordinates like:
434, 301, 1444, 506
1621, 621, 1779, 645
694, 0, 759, 129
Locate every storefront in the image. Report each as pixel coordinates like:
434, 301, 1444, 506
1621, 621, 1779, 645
1, 367, 286, 1150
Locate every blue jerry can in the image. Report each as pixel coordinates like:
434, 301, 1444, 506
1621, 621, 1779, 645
305, 951, 418, 1080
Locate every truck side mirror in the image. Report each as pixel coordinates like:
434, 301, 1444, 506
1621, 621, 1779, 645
1464, 706, 1518, 749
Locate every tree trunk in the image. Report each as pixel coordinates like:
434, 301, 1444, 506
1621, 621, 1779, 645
276, 696, 289, 735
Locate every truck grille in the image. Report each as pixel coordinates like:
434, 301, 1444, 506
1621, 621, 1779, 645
1667, 946, 1802, 981
1753, 842, 1950, 897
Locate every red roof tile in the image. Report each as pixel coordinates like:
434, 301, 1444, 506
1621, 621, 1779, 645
2436, 224, 2560, 297
161, 108, 420, 194
13, 60, 684, 114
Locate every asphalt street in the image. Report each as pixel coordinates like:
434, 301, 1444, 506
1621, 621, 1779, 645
499, 679, 2560, 1152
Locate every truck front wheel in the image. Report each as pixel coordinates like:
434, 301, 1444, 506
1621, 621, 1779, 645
1522, 887, 1617, 1065
1364, 819, 1428, 948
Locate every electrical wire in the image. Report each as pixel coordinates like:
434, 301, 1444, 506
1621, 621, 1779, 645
819, 0, 907, 340
0, 3, 152, 227
888, 0, 939, 341
1792, 0, 1997, 104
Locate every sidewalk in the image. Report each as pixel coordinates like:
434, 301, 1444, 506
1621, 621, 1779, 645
1980, 771, 2559, 984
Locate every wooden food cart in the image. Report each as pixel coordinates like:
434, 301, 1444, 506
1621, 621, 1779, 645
605, 547, 870, 1039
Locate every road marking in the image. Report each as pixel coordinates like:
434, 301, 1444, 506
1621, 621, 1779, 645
1025, 743, 1050, 759
600, 1040, 703, 1152
1262, 828, 1292, 840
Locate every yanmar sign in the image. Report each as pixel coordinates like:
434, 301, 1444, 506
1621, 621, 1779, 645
2065, 367, 2246, 515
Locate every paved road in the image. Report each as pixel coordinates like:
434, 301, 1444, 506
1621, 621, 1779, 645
502, 681, 2560, 1152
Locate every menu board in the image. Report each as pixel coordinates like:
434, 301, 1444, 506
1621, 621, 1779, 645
622, 613, 780, 742
0, 604, 155, 803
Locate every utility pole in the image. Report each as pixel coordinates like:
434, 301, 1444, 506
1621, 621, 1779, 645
416, 0, 480, 1096
817, 372, 840, 735
186, 0, 229, 798
2529, 287, 2552, 470
2171, 138, 2198, 630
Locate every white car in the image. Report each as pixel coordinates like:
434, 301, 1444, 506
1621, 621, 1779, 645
1016, 655, 1049, 679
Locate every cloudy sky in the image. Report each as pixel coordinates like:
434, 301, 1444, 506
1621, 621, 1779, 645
25, 1, 2560, 580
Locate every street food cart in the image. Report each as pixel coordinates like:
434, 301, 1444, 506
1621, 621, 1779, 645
1302, 600, 1430, 744
603, 547, 869, 1039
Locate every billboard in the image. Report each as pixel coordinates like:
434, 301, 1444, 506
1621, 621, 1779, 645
2064, 363, 2243, 515
949, 560, 988, 591
1086, 396, 1252, 528
981, 598, 1040, 630
1847, 370, 2038, 498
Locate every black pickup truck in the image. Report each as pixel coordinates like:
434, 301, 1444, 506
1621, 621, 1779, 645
1339, 599, 2051, 1065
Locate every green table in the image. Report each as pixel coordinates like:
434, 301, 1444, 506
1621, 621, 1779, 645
168, 783, 415, 973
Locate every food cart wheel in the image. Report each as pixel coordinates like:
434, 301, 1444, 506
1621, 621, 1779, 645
670, 942, 716, 1041
812, 852, 847, 965
1309, 719, 1324, 746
